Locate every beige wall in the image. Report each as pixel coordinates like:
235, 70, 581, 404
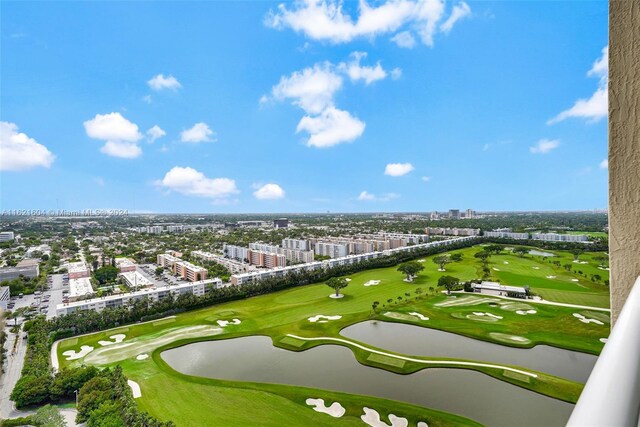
609, 1, 640, 324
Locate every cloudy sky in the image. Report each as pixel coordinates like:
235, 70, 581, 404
1, 0, 607, 213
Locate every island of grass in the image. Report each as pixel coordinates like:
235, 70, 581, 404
53, 245, 609, 426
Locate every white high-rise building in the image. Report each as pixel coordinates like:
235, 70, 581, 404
282, 238, 311, 251
314, 242, 349, 258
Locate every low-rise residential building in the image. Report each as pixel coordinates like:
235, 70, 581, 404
0, 264, 40, 282
115, 257, 137, 273
56, 278, 223, 316
69, 277, 94, 300
119, 271, 152, 289
67, 261, 90, 279
223, 244, 249, 262
249, 243, 314, 264
426, 227, 481, 236
191, 250, 254, 274
531, 233, 589, 242
248, 250, 287, 269
0, 286, 10, 310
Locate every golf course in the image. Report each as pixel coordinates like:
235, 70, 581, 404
53, 245, 610, 426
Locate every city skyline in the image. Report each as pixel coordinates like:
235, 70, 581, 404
1, 1, 608, 213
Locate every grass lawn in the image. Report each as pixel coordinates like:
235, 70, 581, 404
54, 245, 610, 426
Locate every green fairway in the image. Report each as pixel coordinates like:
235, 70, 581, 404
54, 245, 609, 426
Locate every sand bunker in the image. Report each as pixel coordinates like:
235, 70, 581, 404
98, 334, 126, 347
492, 267, 500, 271
345, 278, 352, 282
600, 338, 608, 343
573, 313, 604, 325
532, 267, 540, 270
472, 312, 503, 319
217, 319, 241, 327
417, 259, 426, 263
63, 345, 94, 361
128, 380, 141, 398
435, 296, 500, 308
305, 398, 345, 418
571, 279, 579, 282
500, 302, 535, 312
329, 294, 345, 299
546, 275, 556, 279
516, 310, 537, 315
418, 423, 428, 427
573, 260, 589, 264
364, 280, 381, 287
361, 407, 408, 427
598, 267, 610, 271
489, 332, 531, 344
136, 354, 149, 360
408, 312, 429, 321
84, 325, 222, 365
308, 315, 342, 323
503, 261, 509, 264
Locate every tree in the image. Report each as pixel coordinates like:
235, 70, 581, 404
397, 261, 424, 281
325, 277, 348, 297
428, 286, 435, 295
450, 253, 463, 262
371, 301, 379, 313
415, 288, 423, 298
485, 244, 504, 255
155, 267, 164, 276
570, 248, 584, 261
595, 255, 609, 267
438, 275, 460, 295
513, 247, 528, 257
474, 251, 491, 266
94, 266, 119, 285
32, 404, 67, 427
432, 256, 450, 271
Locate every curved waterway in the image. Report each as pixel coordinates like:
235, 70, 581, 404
341, 320, 597, 382
161, 336, 575, 426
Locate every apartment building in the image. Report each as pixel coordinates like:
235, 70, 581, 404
314, 242, 349, 258
223, 244, 249, 262
231, 236, 476, 286
249, 243, 314, 264
248, 250, 287, 269
115, 257, 137, 273
532, 233, 589, 242
0, 264, 40, 282
157, 253, 181, 269
56, 278, 223, 316
426, 227, 481, 237
484, 231, 530, 240
0, 231, 15, 242
191, 250, 254, 274
174, 260, 208, 282
282, 238, 311, 251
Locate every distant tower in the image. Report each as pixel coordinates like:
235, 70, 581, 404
448, 209, 460, 219
466, 208, 474, 219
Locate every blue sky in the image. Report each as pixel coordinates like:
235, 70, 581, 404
0, 0, 608, 213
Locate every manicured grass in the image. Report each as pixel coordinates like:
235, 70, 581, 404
54, 245, 610, 426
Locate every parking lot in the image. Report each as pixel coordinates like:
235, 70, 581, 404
6, 273, 67, 319
137, 264, 186, 287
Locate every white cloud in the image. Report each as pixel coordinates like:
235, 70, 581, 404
266, 0, 469, 47
357, 190, 399, 201
158, 166, 238, 199
421, 176, 431, 182
340, 51, 388, 85
100, 141, 142, 159
142, 95, 152, 104
83, 113, 143, 158
253, 183, 286, 200
147, 74, 182, 91
440, 1, 471, 33
297, 107, 365, 148
0, 122, 55, 171
529, 139, 560, 154
549, 46, 608, 124
180, 122, 215, 143
384, 162, 414, 176
146, 125, 166, 143
391, 67, 402, 80
270, 63, 343, 114
600, 159, 608, 169
391, 31, 416, 48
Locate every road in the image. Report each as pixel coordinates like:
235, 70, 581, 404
0, 323, 29, 420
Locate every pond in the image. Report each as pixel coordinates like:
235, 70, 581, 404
528, 250, 556, 257
341, 320, 597, 382
162, 336, 575, 427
